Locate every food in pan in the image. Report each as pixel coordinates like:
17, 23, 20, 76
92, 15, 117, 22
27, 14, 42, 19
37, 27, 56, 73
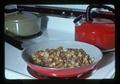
31, 46, 94, 68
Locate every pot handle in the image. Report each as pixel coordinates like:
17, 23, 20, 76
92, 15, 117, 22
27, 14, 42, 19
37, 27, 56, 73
73, 14, 85, 24
86, 4, 115, 21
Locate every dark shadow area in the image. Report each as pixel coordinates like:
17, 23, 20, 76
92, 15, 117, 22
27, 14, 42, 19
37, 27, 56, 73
40, 15, 49, 32
95, 52, 115, 70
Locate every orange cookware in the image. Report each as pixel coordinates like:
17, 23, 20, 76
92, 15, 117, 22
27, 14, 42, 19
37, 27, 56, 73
74, 5, 115, 50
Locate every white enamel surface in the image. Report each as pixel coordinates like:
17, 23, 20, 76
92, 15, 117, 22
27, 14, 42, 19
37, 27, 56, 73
5, 69, 34, 79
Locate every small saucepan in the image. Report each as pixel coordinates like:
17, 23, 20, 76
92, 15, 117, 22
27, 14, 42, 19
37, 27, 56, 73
5, 10, 42, 37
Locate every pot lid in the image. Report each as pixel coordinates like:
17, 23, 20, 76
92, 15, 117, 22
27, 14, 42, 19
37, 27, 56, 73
5, 11, 38, 22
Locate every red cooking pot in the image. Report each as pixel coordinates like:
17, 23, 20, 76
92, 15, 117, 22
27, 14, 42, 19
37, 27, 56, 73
74, 5, 115, 50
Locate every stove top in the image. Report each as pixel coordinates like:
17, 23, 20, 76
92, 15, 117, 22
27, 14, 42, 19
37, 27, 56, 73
5, 16, 115, 79
5, 40, 115, 79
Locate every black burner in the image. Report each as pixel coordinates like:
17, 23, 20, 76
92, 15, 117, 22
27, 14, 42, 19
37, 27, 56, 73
5, 31, 42, 50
